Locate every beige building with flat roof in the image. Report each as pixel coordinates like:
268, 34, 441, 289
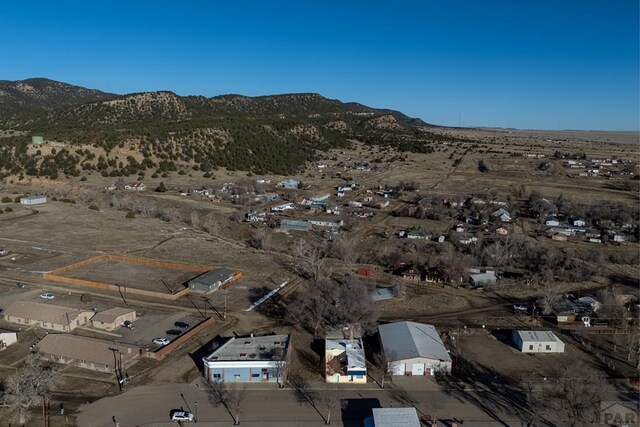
36, 334, 140, 373
91, 307, 136, 331
4, 301, 93, 332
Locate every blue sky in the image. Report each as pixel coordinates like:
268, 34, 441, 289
1, 1, 638, 130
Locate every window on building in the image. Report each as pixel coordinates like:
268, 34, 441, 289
213, 374, 221, 379
234, 374, 241, 379
529, 345, 533, 350
251, 373, 260, 378
545, 345, 551, 350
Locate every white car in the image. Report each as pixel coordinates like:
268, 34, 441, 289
171, 411, 194, 422
153, 337, 170, 346
39, 292, 55, 300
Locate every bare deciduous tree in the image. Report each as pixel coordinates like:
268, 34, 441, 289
206, 380, 248, 425
540, 281, 562, 315
2, 354, 61, 424
542, 360, 607, 427
292, 239, 326, 281
373, 350, 397, 389
248, 228, 272, 250
317, 386, 339, 425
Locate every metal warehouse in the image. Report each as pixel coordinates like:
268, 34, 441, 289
378, 321, 452, 376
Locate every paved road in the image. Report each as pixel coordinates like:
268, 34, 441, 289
75, 381, 527, 427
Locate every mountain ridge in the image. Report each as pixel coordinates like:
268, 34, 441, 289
0, 78, 464, 177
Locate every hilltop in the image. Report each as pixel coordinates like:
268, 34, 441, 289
0, 78, 463, 177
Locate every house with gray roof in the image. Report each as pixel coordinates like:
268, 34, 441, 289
188, 268, 236, 293
378, 321, 452, 376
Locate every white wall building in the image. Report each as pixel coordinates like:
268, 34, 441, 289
378, 321, 452, 376
0, 329, 18, 350
20, 195, 47, 205
512, 330, 565, 353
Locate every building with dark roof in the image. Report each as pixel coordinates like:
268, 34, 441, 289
188, 268, 236, 293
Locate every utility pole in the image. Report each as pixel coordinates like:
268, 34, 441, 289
109, 347, 122, 391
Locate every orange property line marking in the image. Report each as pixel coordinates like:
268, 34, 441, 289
43, 253, 213, 300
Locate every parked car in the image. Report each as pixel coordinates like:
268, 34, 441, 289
152, 337, 170, 346
16, 282, 25, 288
174, 321, 190, 329
39, 292, 55, 300
0, 249, 7, 256
171, 410, 194, 422
166, 329, 182, 336
120, 320, 134, 329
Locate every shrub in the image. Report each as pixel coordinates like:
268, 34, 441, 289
4, 207, 12, 213
1, 197, 12, 203
126, 211, 135, 219
155, 182, 167, 192
80, 176, 87, 182
88, 204, 99, 211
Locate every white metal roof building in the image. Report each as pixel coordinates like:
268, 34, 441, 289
512, 330, 565, 353
378, 321, 452, 376
364, 408, 420, 427
20, 195, 47, 205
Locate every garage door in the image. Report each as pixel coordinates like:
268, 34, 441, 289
391, 363, 406, 375
411, 363, 425, 376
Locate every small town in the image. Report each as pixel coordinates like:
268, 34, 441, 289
0, 2, 639, 427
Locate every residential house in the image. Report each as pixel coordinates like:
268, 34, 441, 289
324, 338, 366, 383
454, 224, 465, 233
492, 208, 512, 222
496, 227, 509, 236
545, 216, 561, 226
512, 330, 565, 353
4, 301, 93, 332
364, 408, 420, 427
457, 235, 478, 245
124, 182, 145, 191
571, 218, 586, 227
393, 264, 422, 282
469, 270, 497, 287
188, 268, 236, 293
91, 307, 136, 331
0, 329, 18, 350
406, 230, 430, 240
378, 321, 452, 375
271, 202, 295, 212
203, 334, 291, 383
246, 211, 267, 222
36, 334, 140, 373
278, 178, 300, 190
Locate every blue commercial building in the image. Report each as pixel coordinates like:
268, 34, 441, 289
203, 334, 291, 383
